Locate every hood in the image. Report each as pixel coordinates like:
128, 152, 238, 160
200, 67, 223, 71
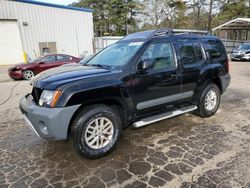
14, 62, 35, 69
232, 49, 241, 53
31, 65, 111, 90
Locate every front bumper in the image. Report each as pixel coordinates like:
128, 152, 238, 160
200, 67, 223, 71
8, 69, 23, 79
219, 73, 231, 93
231, 53, 250, 60
19, 94, 80, 140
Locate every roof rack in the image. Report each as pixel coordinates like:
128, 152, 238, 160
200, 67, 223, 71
151, 29, 209, 37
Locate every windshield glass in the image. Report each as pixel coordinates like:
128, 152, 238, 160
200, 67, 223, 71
238, 45, 250, 50
29, 56, 43, 63
86, 41, 144, 68
79, 54, 95, 64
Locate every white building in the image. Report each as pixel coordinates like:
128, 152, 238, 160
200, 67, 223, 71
0, 0, 94, 65
94, 36, 123, 52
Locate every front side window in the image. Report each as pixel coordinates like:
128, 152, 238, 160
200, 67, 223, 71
86, 41, 144, 68
141, 42, 175, 70
41, 55, 56, 63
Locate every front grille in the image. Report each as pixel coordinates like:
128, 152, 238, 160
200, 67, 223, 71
32, 87, 42, 104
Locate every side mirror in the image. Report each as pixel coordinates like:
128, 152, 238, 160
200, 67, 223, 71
138, 59, 154, 73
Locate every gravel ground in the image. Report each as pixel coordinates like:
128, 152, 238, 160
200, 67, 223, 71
0, 62, 249, 188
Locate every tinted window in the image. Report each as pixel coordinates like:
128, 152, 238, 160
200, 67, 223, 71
141, 42, 175, 70
178, 39, 204, 66
57, 55, 71, 61
193, 41, 203, 60
202, 39, 226, 59
41, 56, 56, 63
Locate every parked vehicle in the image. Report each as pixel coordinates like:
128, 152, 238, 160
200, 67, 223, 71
8, 54, 81, 80
231, 44, 250, 61
20, 29, 230, 158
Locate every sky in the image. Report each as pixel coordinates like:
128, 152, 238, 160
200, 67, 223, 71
34, 0, 77, 5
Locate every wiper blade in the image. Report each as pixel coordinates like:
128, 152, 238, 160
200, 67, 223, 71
86, 64, 111, 69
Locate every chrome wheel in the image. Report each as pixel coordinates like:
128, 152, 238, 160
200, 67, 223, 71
83, 117, 114, 150
23, 70, 34, 80
205, 90, 217, 111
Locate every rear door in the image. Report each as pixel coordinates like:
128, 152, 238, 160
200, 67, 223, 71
56, 55, 72, 65
175, 38, 206, 101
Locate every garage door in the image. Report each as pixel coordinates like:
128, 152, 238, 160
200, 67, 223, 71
0, 21, 23, 65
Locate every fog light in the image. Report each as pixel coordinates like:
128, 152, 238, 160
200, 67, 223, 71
41, 126, 48, 135
38, 121, 48, 135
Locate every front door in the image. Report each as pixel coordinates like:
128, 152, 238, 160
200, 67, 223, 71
132, 41, 183, 114
38, 55, 57, 72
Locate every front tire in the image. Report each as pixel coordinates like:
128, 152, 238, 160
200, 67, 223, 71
196, 83, 221, 118
23, 70, 35, 80
71, 105, 122, 159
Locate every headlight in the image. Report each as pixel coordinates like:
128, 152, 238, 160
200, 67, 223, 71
39, 90, 61, 107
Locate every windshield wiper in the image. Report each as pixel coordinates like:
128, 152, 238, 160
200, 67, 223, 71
86, 64, 111, 69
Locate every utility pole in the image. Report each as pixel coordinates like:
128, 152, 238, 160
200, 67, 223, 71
208, 0, 213, 31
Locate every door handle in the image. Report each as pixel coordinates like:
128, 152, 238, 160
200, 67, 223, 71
171, 73, 181, 78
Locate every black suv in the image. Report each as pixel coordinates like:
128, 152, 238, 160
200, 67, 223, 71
20, 29, 230, 158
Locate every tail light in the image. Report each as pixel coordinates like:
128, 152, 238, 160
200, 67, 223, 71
226, 59, 230, 73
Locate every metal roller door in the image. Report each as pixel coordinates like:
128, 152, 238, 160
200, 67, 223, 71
0, 20, 23, 65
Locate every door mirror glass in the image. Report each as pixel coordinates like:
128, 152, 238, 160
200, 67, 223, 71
139, 59, 154, 72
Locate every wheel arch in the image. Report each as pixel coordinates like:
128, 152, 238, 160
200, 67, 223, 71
67, 98, 127, 138
192, 77, 222, 105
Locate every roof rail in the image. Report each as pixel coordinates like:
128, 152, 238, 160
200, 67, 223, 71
151, 29, 209, 37
152, 29, 172, 36
172, 29, 209, 35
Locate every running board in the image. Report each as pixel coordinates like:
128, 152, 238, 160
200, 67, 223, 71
132, 105, 197, 128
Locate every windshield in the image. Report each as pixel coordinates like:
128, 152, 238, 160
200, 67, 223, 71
86, 41, 144, 68
29, 56, 43, 63
79, 54, 95, 64
238, 45, 250, 50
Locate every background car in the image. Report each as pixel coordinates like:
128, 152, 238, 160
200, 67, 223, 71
231, 44, 250, 61
8, 54, 81, 80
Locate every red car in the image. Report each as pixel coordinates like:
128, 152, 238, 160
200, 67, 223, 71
8, 54, 81, 80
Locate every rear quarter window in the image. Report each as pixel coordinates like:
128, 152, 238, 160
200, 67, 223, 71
202, 39, 226, 59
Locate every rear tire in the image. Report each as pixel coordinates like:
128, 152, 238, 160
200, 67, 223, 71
71, 104, 122, 159
195, 83, 221, 118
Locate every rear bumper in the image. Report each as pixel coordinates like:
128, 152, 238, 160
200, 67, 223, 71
219, 73, 231, 93
19, 94, 80, 140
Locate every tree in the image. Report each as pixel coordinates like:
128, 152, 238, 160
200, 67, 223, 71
73, 0, 142, 36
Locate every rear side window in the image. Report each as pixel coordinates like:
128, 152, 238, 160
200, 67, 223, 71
57, 55, 71, 61
202, 39, 226, 59
178, 39, 204, 67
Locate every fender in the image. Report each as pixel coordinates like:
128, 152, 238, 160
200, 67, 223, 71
192, 62, 225, 104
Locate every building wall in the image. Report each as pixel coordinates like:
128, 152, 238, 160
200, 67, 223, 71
0, 0, 94, 60
94, 36, 123, 52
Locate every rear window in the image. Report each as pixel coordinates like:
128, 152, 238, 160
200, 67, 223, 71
202, 39, 226, 59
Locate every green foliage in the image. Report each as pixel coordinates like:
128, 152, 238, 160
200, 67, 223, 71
213, 0, 250, 27
73, 0, 142, 36
72, 0, 250, 36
